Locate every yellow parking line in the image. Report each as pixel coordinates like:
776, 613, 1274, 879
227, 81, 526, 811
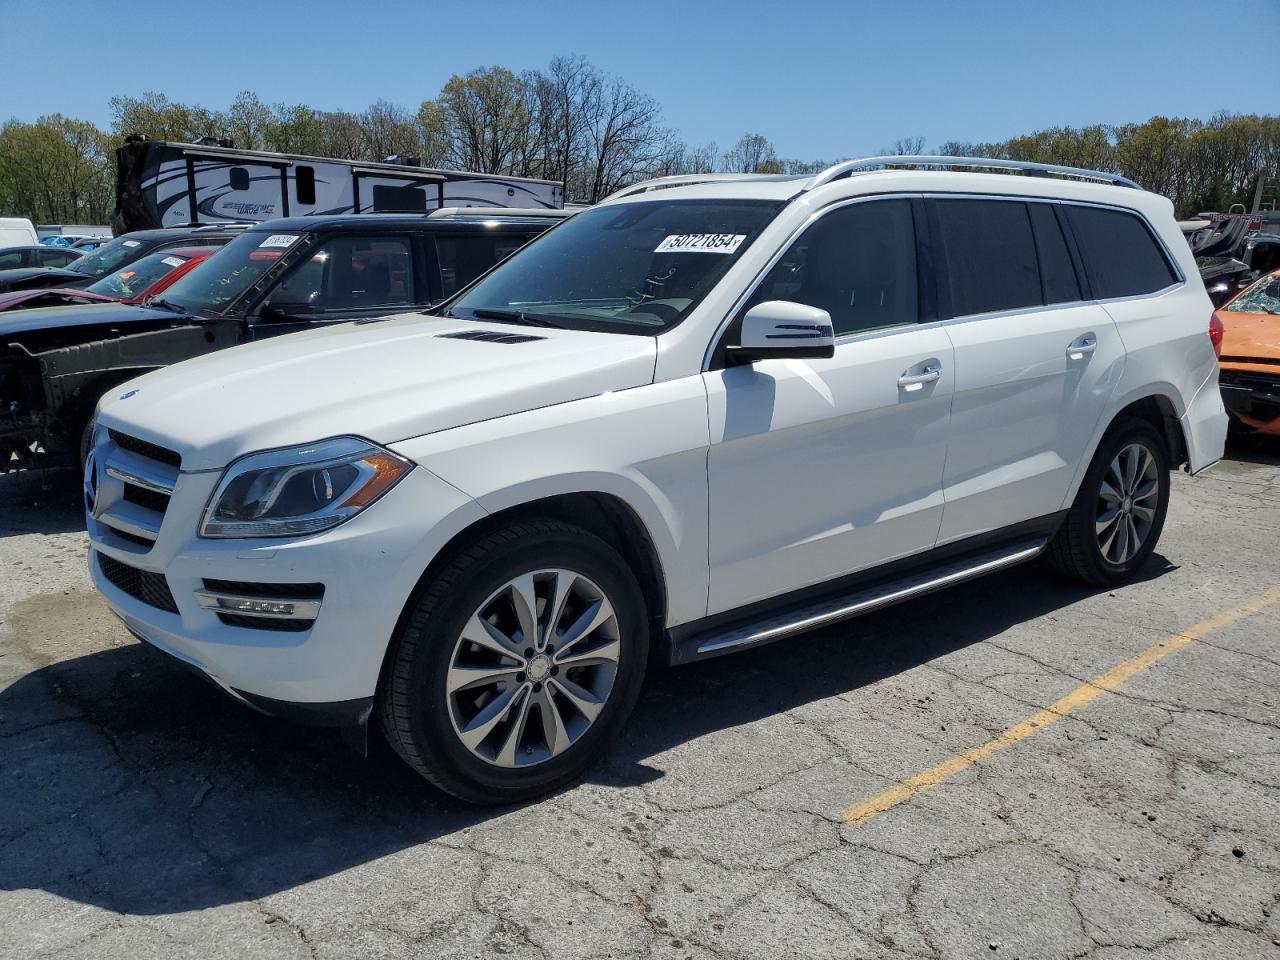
840, 583, 1280, 827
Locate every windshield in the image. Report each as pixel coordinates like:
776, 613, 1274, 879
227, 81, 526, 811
84, 251, 191, 299
447, 199, 783, 334
1225, 274, 1280, 315
66, 235, 150, 278
158, 231, 301, 315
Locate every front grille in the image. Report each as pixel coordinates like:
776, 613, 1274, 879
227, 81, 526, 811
97, 553, 178, 613
111, 528, 156, 548
108, 430, 182, 468
202, 579, 325, 599
216, 612, 313, 632
122, 484, 171, 514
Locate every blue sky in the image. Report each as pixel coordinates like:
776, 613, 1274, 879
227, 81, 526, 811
2, 0, 1277, 160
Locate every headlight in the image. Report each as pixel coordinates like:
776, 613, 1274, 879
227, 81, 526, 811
200, 437, 413, 539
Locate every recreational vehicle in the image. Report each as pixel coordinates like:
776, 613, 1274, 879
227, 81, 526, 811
113, 137, 565, 233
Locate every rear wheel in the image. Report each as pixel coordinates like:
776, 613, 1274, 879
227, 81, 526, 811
379, 520, 649, 803
1049, 416, 1170, 587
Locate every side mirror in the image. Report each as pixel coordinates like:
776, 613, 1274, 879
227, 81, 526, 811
258, 293, 316, 323
727, 301, 835, 364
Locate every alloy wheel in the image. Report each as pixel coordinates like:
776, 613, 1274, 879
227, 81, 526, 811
1095, 441, 1159, 565
446, 568, 620, 768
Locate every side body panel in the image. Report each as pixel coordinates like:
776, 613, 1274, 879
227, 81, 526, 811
703, 328, 954, 614
391, 377, 713, 627
938, 301, 1124, 543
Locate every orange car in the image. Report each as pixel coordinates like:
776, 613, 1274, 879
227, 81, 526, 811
1215, 268, 1280, 435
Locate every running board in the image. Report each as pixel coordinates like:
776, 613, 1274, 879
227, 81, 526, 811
685, 537, 1048, 661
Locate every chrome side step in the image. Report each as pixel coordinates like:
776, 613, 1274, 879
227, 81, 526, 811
693, 538, 1048, 658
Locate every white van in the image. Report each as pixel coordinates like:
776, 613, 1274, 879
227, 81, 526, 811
0, 218, 38, 250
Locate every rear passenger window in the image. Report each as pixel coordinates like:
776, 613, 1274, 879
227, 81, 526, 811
747, 198, 918, 336
1065, 206, 1177, 299
933, 199, 1041, 317
1027, 203, 1081, 305
436, 234, 530, 298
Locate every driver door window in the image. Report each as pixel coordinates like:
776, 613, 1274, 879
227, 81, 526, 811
745, 199, 919, 336
273, 235, 417, 315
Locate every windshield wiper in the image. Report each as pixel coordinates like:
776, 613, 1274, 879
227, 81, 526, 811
147, 298, 188, 315
465, 307, 563, 328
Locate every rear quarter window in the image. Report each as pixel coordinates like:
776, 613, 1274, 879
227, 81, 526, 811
1065, 205, 1178, 299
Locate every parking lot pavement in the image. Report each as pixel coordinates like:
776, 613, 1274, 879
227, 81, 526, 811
3, 440, 1280, 960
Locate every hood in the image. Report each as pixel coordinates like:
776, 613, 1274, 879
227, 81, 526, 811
0, 287, 113, 313
0, 267, 88, 293
96, 313, 657, 471
0, 301, 183, 338
1218, 308, 1280, 372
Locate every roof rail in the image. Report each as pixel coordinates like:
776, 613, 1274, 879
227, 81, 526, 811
804, 156, 1140, 191
604, 173, 770, 202
426, 206, 574, 220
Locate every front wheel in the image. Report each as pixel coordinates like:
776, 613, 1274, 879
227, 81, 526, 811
379, 520, 649, 803
1049, 416, 1170, 587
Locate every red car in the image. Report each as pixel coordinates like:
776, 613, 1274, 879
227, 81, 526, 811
0, 247, 214, 312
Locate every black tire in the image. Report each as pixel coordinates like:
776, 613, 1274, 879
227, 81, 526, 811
379, 519, 650, 804
78, 418, 95, 470
1049, 416, 1170, 587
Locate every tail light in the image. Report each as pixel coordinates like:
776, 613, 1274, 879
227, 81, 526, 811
1209, 312, 1224, 358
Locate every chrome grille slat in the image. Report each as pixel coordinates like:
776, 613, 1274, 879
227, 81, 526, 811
89, 430, 183, 554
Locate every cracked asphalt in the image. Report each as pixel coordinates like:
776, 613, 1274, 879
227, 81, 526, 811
3, 437, 1280, 960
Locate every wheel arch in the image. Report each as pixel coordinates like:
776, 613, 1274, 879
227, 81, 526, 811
380, 490, 673, 698
1062, 389, 1189, 510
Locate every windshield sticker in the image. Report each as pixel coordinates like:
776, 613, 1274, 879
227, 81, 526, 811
258, 234, 299, 249
161, 256, 185, 268
654, 234, 746, 255
121, 239, 141, 247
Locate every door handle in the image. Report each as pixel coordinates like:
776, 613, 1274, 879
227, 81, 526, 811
1067, 334, 1098, 359
898, 364, 941, 388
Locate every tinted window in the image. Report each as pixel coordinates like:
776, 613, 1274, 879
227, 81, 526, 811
272, 235, 416, 312
748, 199, 918, 336
40, 249, 79, 266
0, 251, 24, 269
450, 199, 780, 335
934, 199, 1040, 317
1028, 203, 1082, 304
372, 184, 427, 213
295, 165, 316, 206
1066, 205, 1177, 299
436, 233, 536, 298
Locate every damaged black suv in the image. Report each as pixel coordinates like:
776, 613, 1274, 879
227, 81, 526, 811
1, 209, 566, 469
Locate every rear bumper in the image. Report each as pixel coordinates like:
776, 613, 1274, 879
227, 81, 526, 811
1219, 369, 1280, 433
1181, 370, 1229, 473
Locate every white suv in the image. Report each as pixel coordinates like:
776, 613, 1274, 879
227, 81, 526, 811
85, 157, 1227, 802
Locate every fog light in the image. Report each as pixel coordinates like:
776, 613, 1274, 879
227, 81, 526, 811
194, 589, 322, 620
220, 597, 296, 616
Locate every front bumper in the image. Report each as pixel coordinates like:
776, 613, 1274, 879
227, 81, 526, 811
88, 460, 486, 709
1219, 369, 1280, 434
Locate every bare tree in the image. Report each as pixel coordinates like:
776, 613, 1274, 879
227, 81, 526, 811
722, 133, 779, 173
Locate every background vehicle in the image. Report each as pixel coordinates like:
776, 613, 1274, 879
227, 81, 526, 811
85, 157, 1226, 804
70, 236, 109, 251
0, 224, 243, 295
114, 137, 565, 232
2, 209, 563, 467
0, 217, 39, 248
1215, 269, 1280, 436
0, 245, 83, 269
0, 246, 214, 312
36, 223, 112, 242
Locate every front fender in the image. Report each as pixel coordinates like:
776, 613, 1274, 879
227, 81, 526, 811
390, 377, 712, 627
